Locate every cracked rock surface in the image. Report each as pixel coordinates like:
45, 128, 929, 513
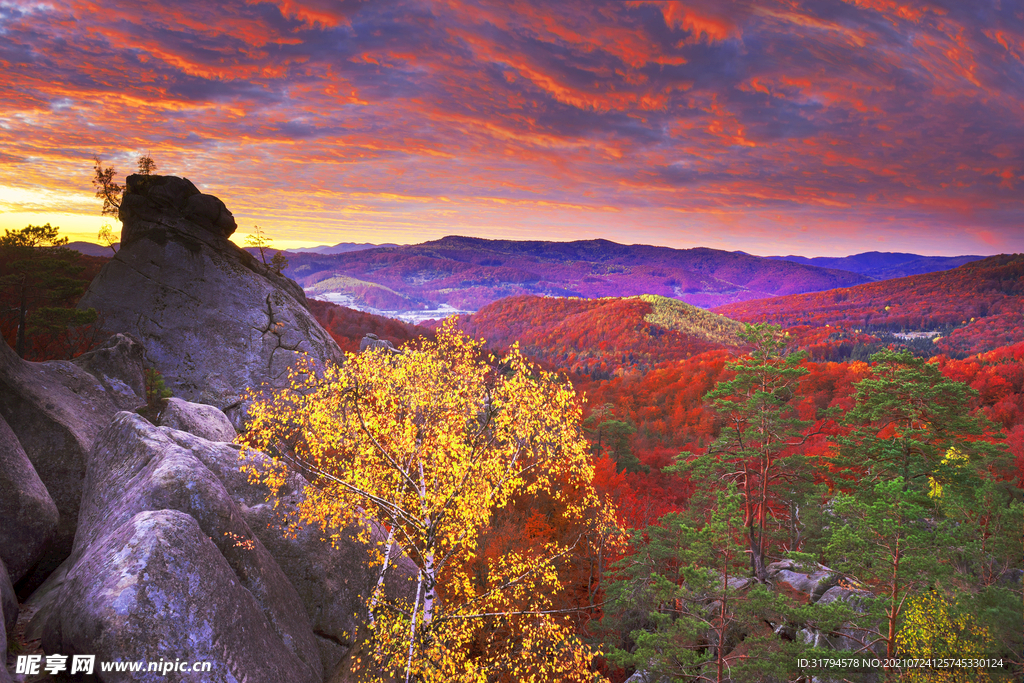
31, 413, 323, 682
78, 175, 343, 421
39, 509, 321, 683
0, 334, 143, 594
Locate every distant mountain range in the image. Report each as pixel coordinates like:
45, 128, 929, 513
67, 241, 118, 256
766, 251, 985, 280
68, 238, 991, 321
285, 236, 874, 312
285, 242, 399, 254
715, 254, 1024, 355
66, 241, 394, 257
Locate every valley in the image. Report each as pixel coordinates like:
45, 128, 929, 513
4, 216, 1022, 683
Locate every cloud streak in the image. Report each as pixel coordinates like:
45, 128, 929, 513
0, 0, 1021, 255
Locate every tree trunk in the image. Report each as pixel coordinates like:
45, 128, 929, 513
717, 564, 728, 683
406, 571, 423, 683
884, 549, 900, 682
749, 523, 766, 583
16, 278, 27, 358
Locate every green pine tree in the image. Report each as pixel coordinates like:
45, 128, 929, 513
0, 224, 97, 359
603, 485, 861, 683
826, 478, 950, 671
603, 487, 755, 682
676, 323, 818, 582
835, 349, 1006, 497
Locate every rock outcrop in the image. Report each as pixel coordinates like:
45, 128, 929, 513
29, 412, 415, 681
0, 559, 13, 683
1, 558, 16, 638
35, 413, 323, 681
42, 509, 320, 683
156, 397, 236, 442
0, 413, 58, 585
0, 334, 144, 593
766, 559, 839, 604
78, 175, 344, 421
0, 177, 412, 681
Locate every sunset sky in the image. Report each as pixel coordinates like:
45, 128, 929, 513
1, 0, 1022, 256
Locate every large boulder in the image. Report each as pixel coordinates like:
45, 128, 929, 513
161, 428, 418, 676
1, 558, 16, 637
0, 334, 144, 593
243, 497, 417, 677
78, 174, 344, 421
0, 560, 12, 683
813, 586, 882, 654
32, 412, 414, 680
41, 509, 321, 683
156, 397, 236, 442
35, 412, 323, 680
766, 560, 839, 604
0, 413, 58, 584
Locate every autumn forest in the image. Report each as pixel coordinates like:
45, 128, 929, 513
3, 231, 1022, 682
283, 252, 1024, 682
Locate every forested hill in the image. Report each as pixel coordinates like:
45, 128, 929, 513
767, 251, 984, 280
451, 294, 743, 379
715, 254, 1024, 355
307, 298, 434, 353
284, 236, 871, 312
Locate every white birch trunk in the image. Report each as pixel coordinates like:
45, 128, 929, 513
406, 570, 423, 683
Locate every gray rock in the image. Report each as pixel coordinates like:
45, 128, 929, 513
0, 563, 11, 683
78, 174, 343, 417
157, 397, 236, 442
71, 333, 147, 411
44, 413, 416, 679
816, 585, 874, 610
1, 557, 16, 637
0, 336, 131, 593
36, 412, 323, 678
158, 426, 415, 673
816, 586, 882, 654
242, 472, 417, 676
41, 509, 321, 683
359, 334, 399, 355
0, 413, 59, 584
772, 569, 838, 604
726, 576, 753, 591
766, 560, 839, 604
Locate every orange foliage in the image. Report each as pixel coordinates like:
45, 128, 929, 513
715, 255, 1024, 353
454, 295, 728, 380
307, 298, 434, 352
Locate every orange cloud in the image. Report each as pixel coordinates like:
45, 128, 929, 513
250, 0, 351, 28
0, 0, 1020, 255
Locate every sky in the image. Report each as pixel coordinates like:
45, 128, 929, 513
0, 1, 1022, 256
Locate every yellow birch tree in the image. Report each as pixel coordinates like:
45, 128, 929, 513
895, 591, 994, 682
241, 323, 613, 682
